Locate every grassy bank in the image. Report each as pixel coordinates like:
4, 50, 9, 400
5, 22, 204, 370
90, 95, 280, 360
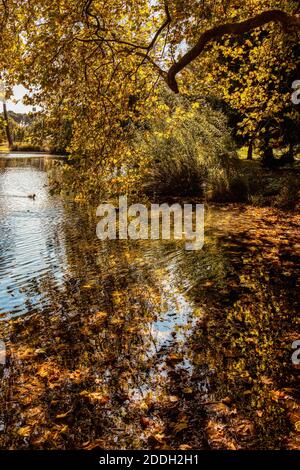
0, 141, 64, 154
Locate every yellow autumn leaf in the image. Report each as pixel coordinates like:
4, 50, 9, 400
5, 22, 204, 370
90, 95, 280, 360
17, 426, 31, 437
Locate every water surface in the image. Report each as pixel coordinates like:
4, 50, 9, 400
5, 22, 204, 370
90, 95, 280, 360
0, 155, 299, 450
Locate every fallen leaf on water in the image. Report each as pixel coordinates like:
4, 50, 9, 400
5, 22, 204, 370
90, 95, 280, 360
270, 390, 285, 401
149, 433, 165, 444
140, 417, 151, 428
94, 311, 108, 320
261, 376, 273, 385
169, 395, 179, 403
183, 387, 193, 395
56, 409, 73, 419
167, 354, 183, 364
82, 439, 105, 450
110, 319, 125, 326
80, 391, 109, 404
17, 426, 31, 437
173, 417, 189, 434
139, 402, 149, 412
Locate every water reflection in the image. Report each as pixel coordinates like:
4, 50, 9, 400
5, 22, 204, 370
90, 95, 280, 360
0, 156, 299, 450
0, 156, 67, 318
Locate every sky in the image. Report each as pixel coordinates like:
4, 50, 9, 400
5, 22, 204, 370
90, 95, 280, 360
6, 85, 34, 113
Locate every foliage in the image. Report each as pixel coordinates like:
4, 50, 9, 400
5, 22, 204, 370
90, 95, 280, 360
0, 0, 300, 451
275, 176, 300, 209
1, 0, 300, 195
134, 95, 235, 197
25, 111, 73, 154
180, 1, 300, 157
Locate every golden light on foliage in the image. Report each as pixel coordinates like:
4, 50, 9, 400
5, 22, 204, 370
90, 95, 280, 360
0, 0, 300, 454
0, 0, 300, 192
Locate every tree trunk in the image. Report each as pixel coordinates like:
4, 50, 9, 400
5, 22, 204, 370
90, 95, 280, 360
247, 141, 253, 160
261, 146, 276, 168
288, 143, 295, 163
3, 102, 13, 149
282, 143, 295, 164
278, 144, 295, 165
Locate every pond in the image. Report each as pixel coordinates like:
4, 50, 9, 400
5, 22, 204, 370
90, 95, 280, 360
0, 155, 299, 450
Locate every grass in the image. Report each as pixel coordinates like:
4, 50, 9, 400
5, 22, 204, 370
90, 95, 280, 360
11, 142, 46, 152
0, 140, 50, 153
0, 142, 10, 153
238, 146, 300, 162
238, 147, 260, 160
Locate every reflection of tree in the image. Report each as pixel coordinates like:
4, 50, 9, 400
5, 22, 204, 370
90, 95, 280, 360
0, 200, 202, 449
164, 208, 300, 450
0, 157, 51, 170
0, 203, 299, 450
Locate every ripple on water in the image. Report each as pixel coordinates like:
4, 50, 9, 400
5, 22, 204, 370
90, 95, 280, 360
0, 159, 68, 319
0, 157, 200, 344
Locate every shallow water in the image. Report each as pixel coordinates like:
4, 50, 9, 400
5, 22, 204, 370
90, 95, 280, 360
0, 155, 299, 450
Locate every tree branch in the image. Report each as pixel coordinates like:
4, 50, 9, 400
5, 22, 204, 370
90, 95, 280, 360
167, 9, 300, 93
147, 0, 171, 52
78, 0, 171, 55
134, 51, 168, 81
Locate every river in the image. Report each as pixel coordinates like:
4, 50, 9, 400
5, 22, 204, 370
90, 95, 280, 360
0, 154, 299, 450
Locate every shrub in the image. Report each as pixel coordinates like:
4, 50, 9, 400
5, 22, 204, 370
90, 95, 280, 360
274, 176, 300, 210
51, 92, 246, 204
11, 143, 45, 152
135, 94, 235, 198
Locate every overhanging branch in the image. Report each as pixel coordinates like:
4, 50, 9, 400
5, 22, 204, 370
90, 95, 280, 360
167, 9, 300, 93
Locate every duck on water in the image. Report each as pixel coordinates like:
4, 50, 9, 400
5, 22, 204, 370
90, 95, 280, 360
0, 193, 36, 199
